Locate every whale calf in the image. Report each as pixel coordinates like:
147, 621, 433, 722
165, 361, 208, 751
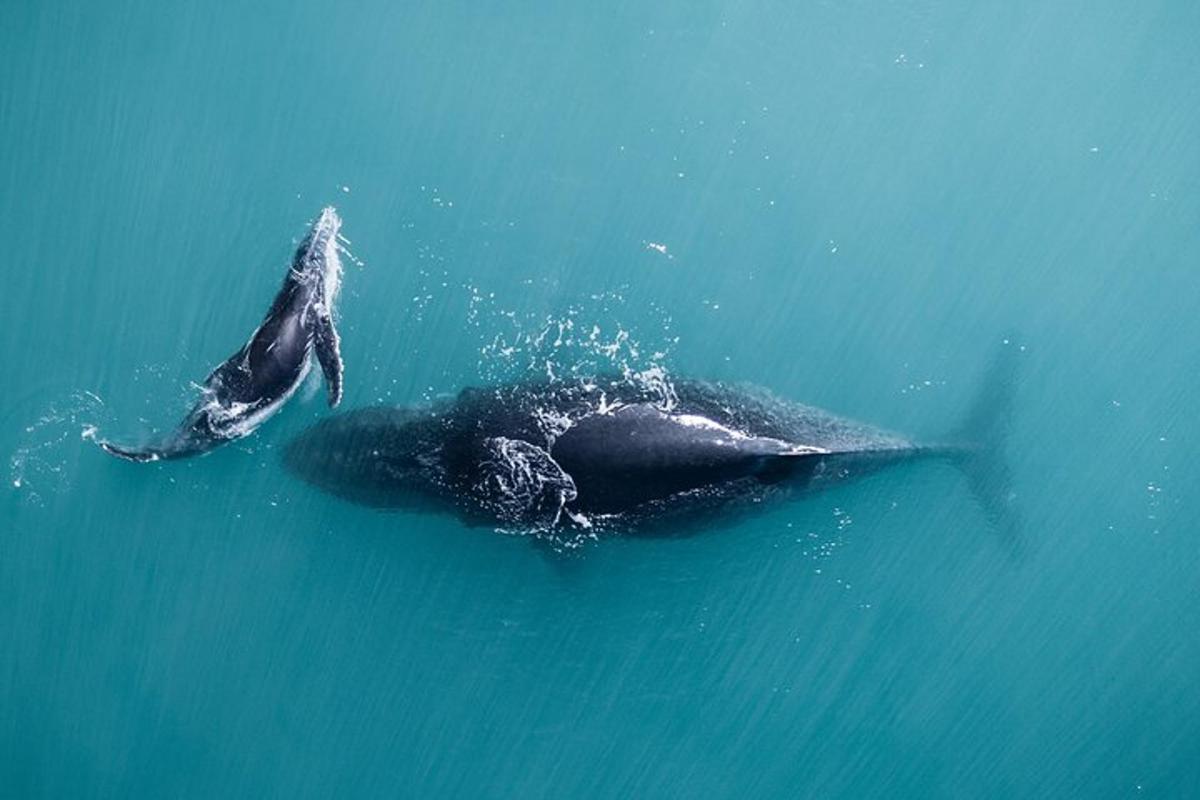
100, 207, 346, 462
284, 345, 1017, 541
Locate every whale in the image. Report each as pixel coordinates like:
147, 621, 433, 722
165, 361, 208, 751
283, 344, 1018, 542
99, 207, 347, 462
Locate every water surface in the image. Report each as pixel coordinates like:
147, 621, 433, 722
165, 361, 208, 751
2, 0, 1198, 796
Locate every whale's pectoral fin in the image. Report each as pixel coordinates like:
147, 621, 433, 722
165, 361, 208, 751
313, 306, 344, 408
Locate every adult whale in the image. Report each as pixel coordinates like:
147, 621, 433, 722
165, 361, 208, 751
284, 344, 1018, 542
99, 207, 347, 462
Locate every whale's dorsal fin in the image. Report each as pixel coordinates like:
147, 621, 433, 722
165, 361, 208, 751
312, 304, 343, 407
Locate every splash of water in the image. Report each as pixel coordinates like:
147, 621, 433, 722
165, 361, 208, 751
8, 390, 112, 506
471, 289, 680, 396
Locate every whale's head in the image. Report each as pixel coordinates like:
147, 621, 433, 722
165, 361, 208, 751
293, 206, 344, 303
283, 407, 448, 511
310, 206, 341, 249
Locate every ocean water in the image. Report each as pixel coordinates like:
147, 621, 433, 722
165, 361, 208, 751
2, 0, 1198, 796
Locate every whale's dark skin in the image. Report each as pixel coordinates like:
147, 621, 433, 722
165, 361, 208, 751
99, 208, 346, 462
284, 360, 1016, 539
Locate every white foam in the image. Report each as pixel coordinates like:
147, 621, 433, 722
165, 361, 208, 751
673, 413, 748, 438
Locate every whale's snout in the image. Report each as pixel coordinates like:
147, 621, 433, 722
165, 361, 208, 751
283, 408, 444, 511
282, 409, 395, 490
315, 206, 341, 238
282, 421, 336, 486
306, 207, 342, 262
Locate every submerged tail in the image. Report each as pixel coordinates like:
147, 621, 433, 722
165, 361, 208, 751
943, 338, 1023, 546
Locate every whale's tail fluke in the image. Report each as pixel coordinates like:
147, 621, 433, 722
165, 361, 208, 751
97, 429, 209, 462
944, 337, 1023, 550
97, 440, 167, 463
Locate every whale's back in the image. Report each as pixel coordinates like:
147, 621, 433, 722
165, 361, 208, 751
550, 403, 823, 514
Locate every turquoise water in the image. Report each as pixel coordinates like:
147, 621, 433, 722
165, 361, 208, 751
3, 0, 1198, 796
